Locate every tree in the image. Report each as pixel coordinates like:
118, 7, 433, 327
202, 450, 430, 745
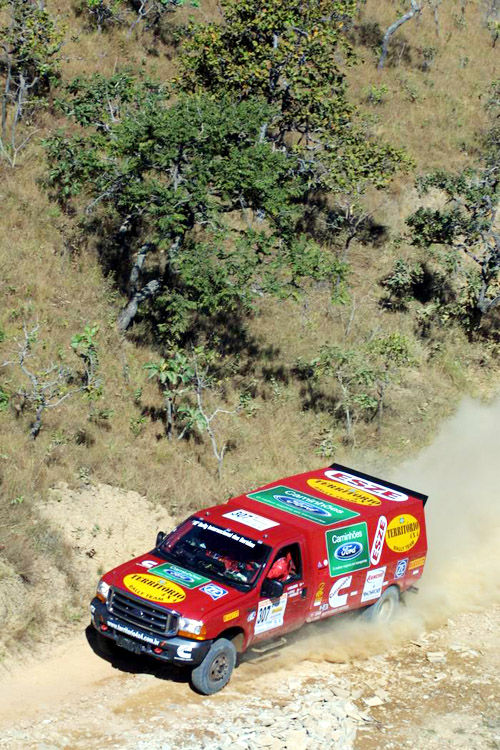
1, 324, 101, 438
302, 333, 414, 443
0, 0, 63, 165
178, 0, 407, 194
45, 81, 345, 339
377, 0, 423, 70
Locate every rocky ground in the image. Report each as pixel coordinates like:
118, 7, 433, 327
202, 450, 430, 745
0, 605, 497, 749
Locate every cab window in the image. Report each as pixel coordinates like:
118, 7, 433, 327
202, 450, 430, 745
267, 543, 302, 584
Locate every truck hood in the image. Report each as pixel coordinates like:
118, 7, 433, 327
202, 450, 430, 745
104, 552, 249, 618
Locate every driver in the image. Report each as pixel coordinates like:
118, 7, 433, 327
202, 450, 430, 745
267, 552, 296, 582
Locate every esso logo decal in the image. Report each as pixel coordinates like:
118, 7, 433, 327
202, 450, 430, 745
370, 515, 387, 565
334, 542, 363, 561
275, 495, 330, 517
324, 469, 408, 502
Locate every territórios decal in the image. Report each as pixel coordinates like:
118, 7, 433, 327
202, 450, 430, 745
150, 562, 210, 589
223, 610, 239, 622
328, 575, 352, 609
370, 515, 388, 565
223, 509, 279, 531
386, 514, 420, 553
325, 522, 370, 577
394, 558, 408, 579
408, 555, 426, 570
200, 583, 228, 601
324, 469, 408, 502
123, 573, 186, 604
254, 594, 288, 634
247, 485, 359, 526
361, 566, 386, 603
307, 478, 381, 507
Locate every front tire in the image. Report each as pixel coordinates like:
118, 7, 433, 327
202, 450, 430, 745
190, 638, 236, 695
363, 585, 399, 624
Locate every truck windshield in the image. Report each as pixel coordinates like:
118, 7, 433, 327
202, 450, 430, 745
158, 518, 271, 590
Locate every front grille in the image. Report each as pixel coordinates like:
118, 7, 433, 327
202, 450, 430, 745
108, 588, 179, 636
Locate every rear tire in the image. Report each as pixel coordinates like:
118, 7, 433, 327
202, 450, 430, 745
363, 586, 399, 624
191, 638, 236, 695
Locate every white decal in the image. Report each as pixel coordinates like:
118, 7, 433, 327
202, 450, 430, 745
324, 470, 408, 502
361, 566, 386, 603
370, 515, 387, 565
176, 644, 195, 660
247, 610, 256, 622
223, 509, 279, 531
254, 594, 288, 634
328, 576, 352, 609
139, 560, 157, 569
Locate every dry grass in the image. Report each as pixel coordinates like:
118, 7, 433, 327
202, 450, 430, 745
0, 0, 499, 652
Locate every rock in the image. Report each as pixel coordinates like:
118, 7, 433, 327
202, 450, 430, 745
426, 651, 447, 663
282, 728, 308, 750
363, 695, 385, 708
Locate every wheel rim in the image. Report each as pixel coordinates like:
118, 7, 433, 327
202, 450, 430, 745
378, 597, 395, 623
209, 653, 230, 682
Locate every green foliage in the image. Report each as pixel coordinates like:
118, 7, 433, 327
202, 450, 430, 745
381, 258, 424, 309
178, 0, 408, 194
77, 0, 196, 33
45, 82, 342, 340
364, 83, 389, 105
0, 385, 9, 411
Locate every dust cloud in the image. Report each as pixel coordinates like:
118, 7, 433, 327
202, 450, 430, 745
250, 396, 500, 670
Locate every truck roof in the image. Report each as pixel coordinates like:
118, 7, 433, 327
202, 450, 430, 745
196, 463, 428, 546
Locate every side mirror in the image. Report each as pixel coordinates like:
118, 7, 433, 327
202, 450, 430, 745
261, 578, 284, 599
156, 530, 166, 547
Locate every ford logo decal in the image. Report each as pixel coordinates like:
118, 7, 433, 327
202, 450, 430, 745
276, 495, 330, 517
170, 570, 194, 583
334, 542, 363, 560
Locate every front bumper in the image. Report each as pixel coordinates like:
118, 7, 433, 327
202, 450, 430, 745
90, 597, 212, 666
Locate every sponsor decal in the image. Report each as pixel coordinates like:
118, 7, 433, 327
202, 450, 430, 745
108, 618, 162, 645
370, 515, 388, 565
307, 478, 381, 507
139, 560, 158, 569
150, 562, 210, 589
223, 509, 278, 531
320, 603, 329, 612
176, 644, 195, 660
123, 573, 186, 604
361, 566, 386, 603
409, 555, 426, 570
254, 595, 287, 634
192, 518, 256, 548
90, 604, 95, 614
325, 522, 370, 577
394, 558, 408, 579
324, 469, 408, 502
247, 485, 359, 526
200, 583, 228, 601
313, 582, 325, 607
328, 575, 352, 608
223, 610, 239, 622
247, 609, 256, 623
386, 514, 420, 553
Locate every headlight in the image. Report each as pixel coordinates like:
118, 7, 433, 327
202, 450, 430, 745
96, 579, 110, 603
178, 616, 205, 638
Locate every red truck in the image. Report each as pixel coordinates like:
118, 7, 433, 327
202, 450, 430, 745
90, 464, 428, 694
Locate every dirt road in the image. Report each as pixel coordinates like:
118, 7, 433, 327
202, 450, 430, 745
0, 397, 498, 748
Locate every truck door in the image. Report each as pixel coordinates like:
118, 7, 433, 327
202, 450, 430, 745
252, 542, 309, 642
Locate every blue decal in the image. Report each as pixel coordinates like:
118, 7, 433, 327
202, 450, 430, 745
395, 558, 408, 579
200, 583, 228, 601
276, 495, 330, 517
334, 542, 363, 561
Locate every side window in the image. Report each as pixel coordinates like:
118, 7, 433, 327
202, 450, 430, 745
267, 543, 302, 584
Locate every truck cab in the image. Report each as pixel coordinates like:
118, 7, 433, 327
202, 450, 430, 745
90, 464, 428, 694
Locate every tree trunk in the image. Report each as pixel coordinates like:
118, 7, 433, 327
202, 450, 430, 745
117, 279, 161, 332
378, 1, 423, 70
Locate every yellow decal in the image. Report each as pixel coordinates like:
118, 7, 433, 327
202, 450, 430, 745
223, 610, 239, 622
307, 478, 381, 506
386, 514, 420, 553
313, 582, 325, 606
123, 573, 186, 604
408, 555, 426, 570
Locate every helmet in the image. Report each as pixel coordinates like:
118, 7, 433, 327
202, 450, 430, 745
268, 556, 289, 580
